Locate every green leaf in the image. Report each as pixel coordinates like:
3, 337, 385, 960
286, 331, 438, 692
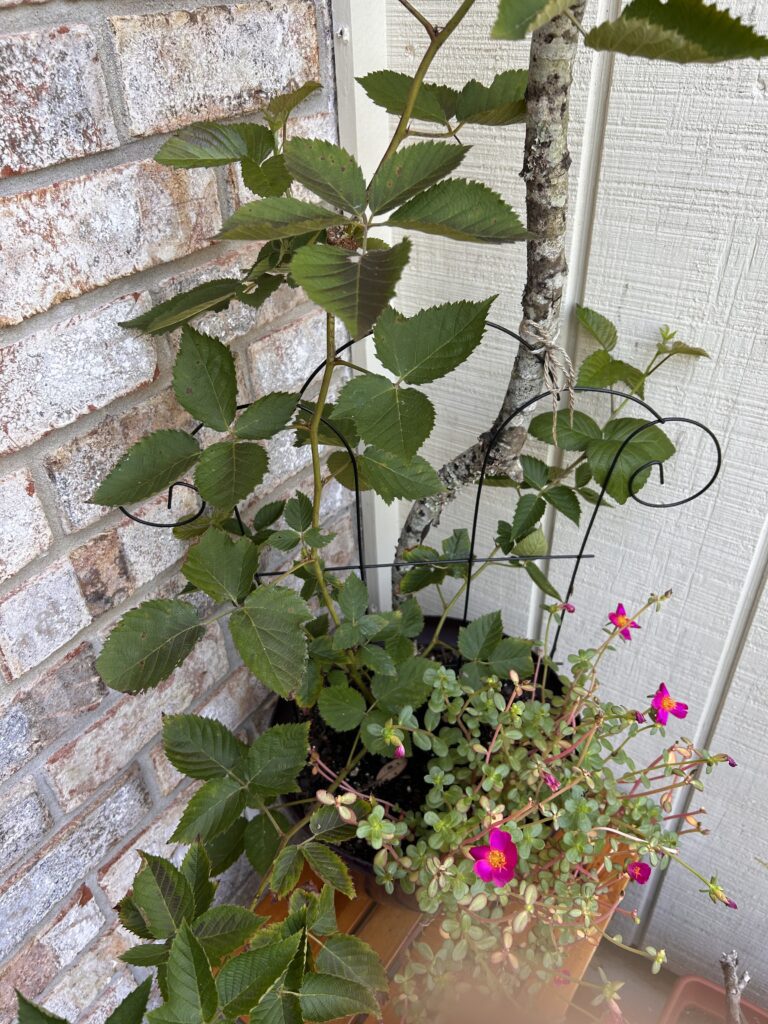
132, 854, 195, 940
576, 305, 618, 351
290, 239, 412, 339
195, 440, 268, 507
585, 0, 768, 62
156, 122, 274, 167
368, 141, 469, 215
220, 197, 351, 241
374, 297, 494, 384
487, 636, 535, 680
249, 989, 302, 1024
317, 685, 366, 732
328, 446, 443, 505
121, 944, 169, 967
389, 179, 528, 243
171, 777, 247, 843
657, 337, 709, 358
216, 934, 302, 1017
265, 81, 322, 128
512, 494, 546, 541
316, 934, 388, 992
302, 844, 355, 899
284, 492, 313, 532
492, 0, 574, 39
512, 526, 547, 557
308, 805, 356, 845
586, 417, 675, 503
459, 611, 504, 661
118, 895, 155, 940
181, 843, 217, 917
524, 561, 562, 601
528, 410, 602, 451
283, 139, 366, 213
235, 392, 297, 440
104, 981, 155, 1024
96, 599, 203, 693
182, 529, 260, 605
270, 846, 304, 897
242, 154, 293, 197
92, 430, 200, 506
173, 327, 237, 430
337, 573, 369, 623
357, 70, 457, 123
244, 722, 310, 798
306, 885, 337, 935
372, 656, 431, 713
163, 714, 248, 780
520, 454, 549, 490
230, 588, 312, 697
121, 280, 244, 335
164, 922, 218, 1022
456, 69, 528, 125
577, 349, 645, 397
299, 973, 377, 1021
544, 485, 581, 525
334, 374, 434, 458
17, 994, 69, 1024
192, 905, 266, 960
253, 500, 287, 532
244, 812, 288, 875
204, 816, 247, 875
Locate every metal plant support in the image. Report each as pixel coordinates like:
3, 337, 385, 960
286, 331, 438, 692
119, 322, 723, 659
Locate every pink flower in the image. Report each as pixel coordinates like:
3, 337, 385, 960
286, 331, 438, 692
626, 861, 652, 885
725, 754, 738, 768
725, 897, 738, 910
554, 969, 572, 987
635, 711, 646, 724
608, 603, 640, 641
393, 743, 406, 759
541, 772, 560, 792
560, 602, 576, 614
470, 828, 518, 887
650, 682, 688, 725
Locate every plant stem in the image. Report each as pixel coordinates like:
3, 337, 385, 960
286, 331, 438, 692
394, 0, 437, 39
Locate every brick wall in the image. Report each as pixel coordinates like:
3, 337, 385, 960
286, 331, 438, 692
0, 1, 352, 1018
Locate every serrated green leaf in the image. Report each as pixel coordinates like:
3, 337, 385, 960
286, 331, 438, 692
334, 373, 434, 457
132, 854, 195, 940
173, 327, 237, 430
270, 846, 303, 897
308, 805, 357, 845
121, 943, 169, 967
171, 777, 246, 843
528, 410, 602, 451
356, 70, 457, 123
456, 69, 528, 125
122, 280, 244, 335
374, 296, 494, 385
512, 494, 546, 540
249, 989, 302, 1024
283, 138, 366, 213
372, 656, 431, 713
156, 122, 274, 168
316, 934, 387, 991
459, 611, 504, 661
230, 589, 312, 697
328, 446, 443, 504
284, 492, 313, 532
164, 922, 217, 1022
253, 499, 286, 531
244, 812, 288, 875
290, 239, 411, 339
235, 392, 297, 440
204, 816, 247, 875
220, 197, 351, 241
520, 454, 549, 489
492, 0, 574, 39
102, 980, 157, 1024
657, 338, 709, 358
577, 349, 645, 397
216, 933, 302, 1017
182, 528, 259, 605
488, 636, 535, 680
317, 685, 366, 732
92, 430, 200, 507
163, 714, 248, 781
368, 141, 469, 215
513, 526, 548, 557
191, 905, 266, 960
524, 561, 562, 601
17, 994, 69, 1024
337, 573, 368, 623
302, 844, 355, 898
118, 895, 155, 940
195, 440, 268, 508
242, 154, 292, 197
181, 843, 217, 917
586, 0, 768, 62
269, 529, 301, 552
576, 305, 618, 351
299, 973, 377, 1021
544, 485, 581, 524
586, 417, 675, 503
243, 722, 310, 798
265, 81, 322, 128
96, 599, 203, 693
389, 179, 528, 243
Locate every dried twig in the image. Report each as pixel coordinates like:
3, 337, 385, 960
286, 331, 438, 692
720, 950, 750, 1024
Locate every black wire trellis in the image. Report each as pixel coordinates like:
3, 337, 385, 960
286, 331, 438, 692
119, 322, 722, 660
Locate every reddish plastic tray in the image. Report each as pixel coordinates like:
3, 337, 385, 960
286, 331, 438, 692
659, 976, 768, 1024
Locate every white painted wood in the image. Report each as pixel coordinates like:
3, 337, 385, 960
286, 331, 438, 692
377, 0, 768, 991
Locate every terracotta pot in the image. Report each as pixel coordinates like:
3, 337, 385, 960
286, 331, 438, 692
659, 976, 768, 1024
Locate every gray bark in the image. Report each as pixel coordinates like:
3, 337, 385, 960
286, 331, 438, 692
720, 951, 750, 1024
392, 3, 586, 601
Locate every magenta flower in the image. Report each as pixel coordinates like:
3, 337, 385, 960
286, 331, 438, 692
393, 743, 406, 759
725, 897, 738, 910
725, 754, 738, 768
470, 828, 518, 887
635, 711, 646, 724
608, 603, 640, 640
626, 861, 652, 885
541, 772, 560, 792
650, 682, 688, 725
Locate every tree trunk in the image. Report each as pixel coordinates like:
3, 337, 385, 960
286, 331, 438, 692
392, 3, 586, 601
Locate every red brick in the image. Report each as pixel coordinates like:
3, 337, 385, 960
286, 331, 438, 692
110, 2, 320, 137
0, 161, 221, 326
0, 293, 156, 454
0, 469, 53, 582
0, 26, 118, 177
